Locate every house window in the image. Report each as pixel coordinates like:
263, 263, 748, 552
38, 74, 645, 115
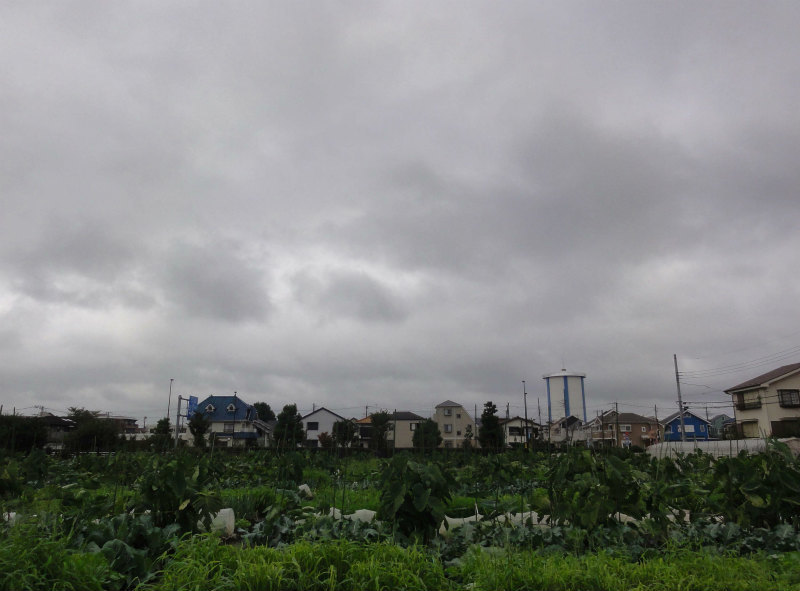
307, 422, 319, 431
741, 421, 760, 438
223, 422, 234, 433
641, 426, 647, 432
410, 423, 417, 431
205, 404, 216, 413
444, 424, 453, 433
735, 391, 762, 410
456, 413, 461, 419
778, 389, 800, 408
620, 424, 631, 432
508, 427, 522, 436
456, 430, 461, 436
227, 403, 237, 413
677, 424, 695, 433
443, 408, 452, 416
699, 425, 705, 432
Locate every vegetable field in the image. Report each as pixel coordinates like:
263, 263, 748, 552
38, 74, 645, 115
2, 443, 800, 590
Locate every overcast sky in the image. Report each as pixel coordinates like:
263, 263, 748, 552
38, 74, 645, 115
3, 2, 800, 426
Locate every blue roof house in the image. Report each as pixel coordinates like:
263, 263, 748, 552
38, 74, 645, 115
195, 395, 271, 447
662, 409, 711, 442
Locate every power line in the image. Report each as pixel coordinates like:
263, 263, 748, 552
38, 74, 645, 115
679, 345, 800, 378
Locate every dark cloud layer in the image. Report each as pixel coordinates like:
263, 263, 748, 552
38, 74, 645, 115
2, 3, 800, 423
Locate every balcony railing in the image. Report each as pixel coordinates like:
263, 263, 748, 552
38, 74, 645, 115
736, 400, 761, 411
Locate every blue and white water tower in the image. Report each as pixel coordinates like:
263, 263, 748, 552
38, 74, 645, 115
542, 369, 587, 423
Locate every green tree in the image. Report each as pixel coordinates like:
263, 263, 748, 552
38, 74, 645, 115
0, 416, 47, 452
253, 402, 276, 422
478, 401, 504, 452
64, 408, 121, 453
369, 411, 392, 455
332, 419, 358, 449
413, 419, 442, 453
188, 412, 211, 448
462, 423, 474, 450
149, 417, 173, 452
274, 404, 304, 450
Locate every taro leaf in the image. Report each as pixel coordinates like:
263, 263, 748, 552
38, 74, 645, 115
412, 483, 431, 513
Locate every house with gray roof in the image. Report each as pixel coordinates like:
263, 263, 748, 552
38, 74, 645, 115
725, 363, 800, 438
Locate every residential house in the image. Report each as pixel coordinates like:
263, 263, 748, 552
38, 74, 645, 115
725, 363, 800, 438
195, 395, 270, 447
388, 411, 425, 449
433, 400, 476, 448
709, 414, 735, 439
499, 416, 539, 447
585, 411, 661, 447
662, 409, 711, 442
548, 415, 584, 444
37, 413, 76, 451
301, 407, 347, 448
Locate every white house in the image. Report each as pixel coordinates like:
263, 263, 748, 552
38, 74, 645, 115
301, 407, 347, 448
499, 416, 539, 447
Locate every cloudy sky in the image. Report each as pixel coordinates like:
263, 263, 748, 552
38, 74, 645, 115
3, 2, 800, 426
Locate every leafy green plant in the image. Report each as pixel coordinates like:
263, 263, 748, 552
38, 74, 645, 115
377, 456, 452, 542
133, 454, 222, 532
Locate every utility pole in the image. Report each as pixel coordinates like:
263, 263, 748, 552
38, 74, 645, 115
392, 409, 397, 455
654, 405, 659, 443
674, 354, 687, 442
615, 402, 620, 447
174, 396, 182, 449
522, 380, 529, 449
167, 378, 174, 422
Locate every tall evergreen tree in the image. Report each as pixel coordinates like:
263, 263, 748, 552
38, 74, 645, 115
369, 411, 392, 454
478, 401, 504, 451
188, 412, 211, 448
274, 404, 304, 449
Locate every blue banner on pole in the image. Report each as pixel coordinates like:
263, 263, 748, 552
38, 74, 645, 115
186, 395, 198, 418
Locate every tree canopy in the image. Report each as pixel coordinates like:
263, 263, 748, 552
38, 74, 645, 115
188, 412, 211, 448
64, 408, 121, 453
369, 411, 392, 454
274, 404, 304, 449
332, 419, 358, 448
478, 401, 504, 451
253, 402, 276, 422
412, 418, 442, 452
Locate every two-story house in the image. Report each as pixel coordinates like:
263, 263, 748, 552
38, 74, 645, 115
433, 400, 476, 448
584, 411, 661, 447
195, 395, 270, 447
662, 409, 711, 442
301, 407, 347, 448
725, 363, 800, 438
499, 416, 539, 447
388, 411, 426, 449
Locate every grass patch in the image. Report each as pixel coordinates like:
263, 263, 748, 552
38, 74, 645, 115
147, 535, 452, 591
0, 525, 116, 591
453, 547, 800, 591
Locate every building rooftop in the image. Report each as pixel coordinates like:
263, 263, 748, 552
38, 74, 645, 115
725, 363, 800, 392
